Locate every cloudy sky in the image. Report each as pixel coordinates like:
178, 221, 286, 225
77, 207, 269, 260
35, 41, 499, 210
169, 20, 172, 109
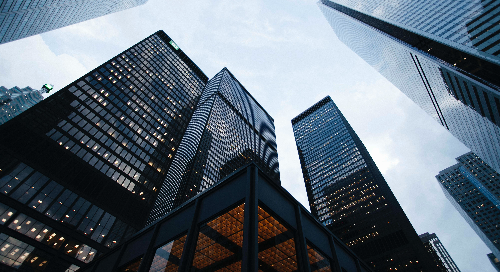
0, 0, 493, 271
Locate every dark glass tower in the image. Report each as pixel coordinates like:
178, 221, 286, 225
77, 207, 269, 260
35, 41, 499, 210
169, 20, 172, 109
0, 0, 147, 44
436, 152, 500, 259
148, 67, 280, 224
0, 30, 207, 271
418, 232, 461, 272
318, 0, 500, 174
292, 96, 437, 271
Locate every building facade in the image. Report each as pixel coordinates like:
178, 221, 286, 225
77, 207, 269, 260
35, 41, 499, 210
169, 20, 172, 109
318, 0, 500, 174
292, 96, 437, 271
79, 163, 373, 272
0, 86, 45, 125
436, 152, 500, 259
147, 67, 280, 224
0, 30, 207, 271
0, 0, 147, 44
418, 232, 461, 272
488, 253, 500, 272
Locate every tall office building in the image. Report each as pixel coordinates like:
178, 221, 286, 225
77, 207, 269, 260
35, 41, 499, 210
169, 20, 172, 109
0, 0, 147, 44
147, 67, 280, 224
419, 232, 461, 272
436, 152, 500, 259
0, 85, 48, 125
0, 30, 207, 271
292, 96, 437, 271
318, 0, 500, 174
488, 253, 500, 272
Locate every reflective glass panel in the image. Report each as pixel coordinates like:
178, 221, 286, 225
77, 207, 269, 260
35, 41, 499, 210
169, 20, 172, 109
307, 244, 332, 272
191, 203, 245, 271
257, 206, 297, 271
149, 234, 187, 272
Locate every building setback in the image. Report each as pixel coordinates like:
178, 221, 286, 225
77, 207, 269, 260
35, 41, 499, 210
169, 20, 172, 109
292, 96, 437, 271
419, 232, 461, 272
318, 0, 500, 174
79, 163, 373, 272
0, 0, 147, 44
0, 30, 207, 271
436, 152, 500, 259
147, 67, 280, 224
0, 85, 47, 125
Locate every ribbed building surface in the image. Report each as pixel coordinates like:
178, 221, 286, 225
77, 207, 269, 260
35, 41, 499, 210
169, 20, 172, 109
148, 68, 279, 224
0, 0, 147, 44
437, 152, 500, 259
292, 96, 437, 271
419, 232, 461, 272
0, 86, 44, 125
318, 0, 500, 175
0, 30, 207, 271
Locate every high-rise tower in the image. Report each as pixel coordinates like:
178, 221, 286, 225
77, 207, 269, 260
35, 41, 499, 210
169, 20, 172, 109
419, 232, 461, 272
0, 85, 48, 125
437, 152, 500, 259
0, 30, 207, 271
318, 0, 500, 174
292, 96, 437, 271
0, 0, 147, 44
147, 67, 280, 224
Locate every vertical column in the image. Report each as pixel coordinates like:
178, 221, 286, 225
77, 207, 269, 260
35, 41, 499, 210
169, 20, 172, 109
294, 206, 311, 272
178, 198, 201, 272
328, 236, 343, 272
137, 223, 161, 272
242, 165, 258, 272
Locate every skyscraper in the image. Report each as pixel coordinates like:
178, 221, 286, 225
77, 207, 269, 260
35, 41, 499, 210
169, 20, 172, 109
419, 232, 461, 272
318, 0, 500, 174
436, 152, 500, 259
147, 67, 280, 224
0, 85, 47, 125
0, 30, 207, 271
488, 253, 500, 272
0, 0, 147, 44
292, 96, 437, 271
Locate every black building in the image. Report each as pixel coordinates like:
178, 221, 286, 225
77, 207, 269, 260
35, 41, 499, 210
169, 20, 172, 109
292, 96, 437, 271
0, 30, 207, 271
79, 163, 373, 272
147, 68, 280, 224
418, 233, 460, 272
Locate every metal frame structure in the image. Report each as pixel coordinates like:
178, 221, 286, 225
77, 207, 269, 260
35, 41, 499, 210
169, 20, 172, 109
80, 163, 372, 272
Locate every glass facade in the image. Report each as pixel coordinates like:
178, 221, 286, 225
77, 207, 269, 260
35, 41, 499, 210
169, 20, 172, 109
0, 0, 147, 44
148, 68, 279, 224
437, 152, 500, 259
292, 96, 438, 271
0, 86, 44, 125
80, 164, 370, 272
418, 232, 461, 272
0, 30, 207, 271
318, 0, 500, 175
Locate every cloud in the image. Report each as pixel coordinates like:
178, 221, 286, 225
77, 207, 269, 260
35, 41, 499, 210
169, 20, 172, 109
0, 35, 87, 95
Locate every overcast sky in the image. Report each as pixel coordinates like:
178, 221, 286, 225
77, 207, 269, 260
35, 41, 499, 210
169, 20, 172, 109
0, 0, 493, 271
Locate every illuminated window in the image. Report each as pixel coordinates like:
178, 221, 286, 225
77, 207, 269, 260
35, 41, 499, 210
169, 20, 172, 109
307, 243, 332, 272
257, 206, 298, 271
191, 203, 245, 270
149, 234, 187, 272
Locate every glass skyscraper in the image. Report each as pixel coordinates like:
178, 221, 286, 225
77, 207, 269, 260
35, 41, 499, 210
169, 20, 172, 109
0, 0, 147, 44
0, 30, 207, 271
0, 86, 45, 125
318, 0, 500, 174
148, 67, 280, 224
419, 232, 461, 272
292, 96, 438, 271
437, 152, 500, 259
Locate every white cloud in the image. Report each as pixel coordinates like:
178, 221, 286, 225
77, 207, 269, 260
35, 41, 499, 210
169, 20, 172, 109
0, 35, 88, 95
